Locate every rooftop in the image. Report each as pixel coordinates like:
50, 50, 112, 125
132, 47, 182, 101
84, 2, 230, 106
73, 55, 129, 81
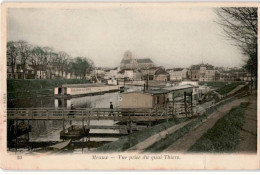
190, 63, 214, 70
122, 84, 198, 95
121, 58, 154, 64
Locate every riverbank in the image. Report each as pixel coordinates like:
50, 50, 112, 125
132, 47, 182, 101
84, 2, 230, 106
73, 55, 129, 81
236, 93, 257, 153
199, 81, 245, 95
94, 93, 243, 152
188, 102, 249, 152
7, 79, 91, 99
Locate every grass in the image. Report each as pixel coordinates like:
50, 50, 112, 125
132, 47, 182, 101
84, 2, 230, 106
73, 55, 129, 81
199, 81, 245, 95
188, 102, 249, 153
7, 79, 90, 99
142, 97, 237, 152
216, 83, 244, 95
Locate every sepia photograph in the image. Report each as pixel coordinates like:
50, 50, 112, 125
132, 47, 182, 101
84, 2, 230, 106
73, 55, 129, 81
0, 2, 259, 170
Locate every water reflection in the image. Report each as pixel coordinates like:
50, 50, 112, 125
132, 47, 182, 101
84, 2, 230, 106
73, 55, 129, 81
8, 86, 143, 152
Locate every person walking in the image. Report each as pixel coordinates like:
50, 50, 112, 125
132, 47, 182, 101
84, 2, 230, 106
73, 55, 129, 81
109, 102, 114, 116
68, 104, 75, 125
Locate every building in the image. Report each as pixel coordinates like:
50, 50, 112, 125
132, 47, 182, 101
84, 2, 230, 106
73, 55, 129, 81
120, 51, 155, 70
154, 69, 170, 81
218, 68, 250, 81
168, 68, 188, 81
163, 84, 200, 103
119, 84, 200, 109
190, 63, 216, 81
118, 69, 134, 80
104, 67, 120, 80
119, 90, 168, 108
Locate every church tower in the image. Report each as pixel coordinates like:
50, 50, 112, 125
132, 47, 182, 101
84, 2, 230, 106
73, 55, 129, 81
123, 50, 132, 60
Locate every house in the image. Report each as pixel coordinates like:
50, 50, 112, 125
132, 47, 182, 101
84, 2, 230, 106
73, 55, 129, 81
154, 69, 170, 81
190, 63, 216, 81
104, 67, 120, 80
218, 68, 250, 81
140, 67, 158, 80
118, 69, 134, 80
119, 90, 168, 108
168, 68, 188, 81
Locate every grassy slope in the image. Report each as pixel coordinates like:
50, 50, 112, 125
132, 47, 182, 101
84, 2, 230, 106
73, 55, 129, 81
143, 97, 236, 152
7, 79, 90, 99
199, 81, 245, 95
95, 118, 189, 152
188, 102, 249, 153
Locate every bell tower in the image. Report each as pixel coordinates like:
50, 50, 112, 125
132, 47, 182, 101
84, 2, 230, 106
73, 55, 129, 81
123, 50, 132, 60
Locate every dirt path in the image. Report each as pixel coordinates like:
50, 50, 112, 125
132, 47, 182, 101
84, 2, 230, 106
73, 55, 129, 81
236, 94, 257, 153
164, 96, 250, 153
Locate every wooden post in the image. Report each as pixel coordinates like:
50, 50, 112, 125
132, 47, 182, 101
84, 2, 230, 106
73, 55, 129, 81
129, 112, 132, 134
129, 121, 132, 134
190, 92, 193, 117
166, 101, 168, 122
27, 119, 30, 150
87, 116, 90, 129
184, 92, 187, 118
146, 73, 149, 90
149, 110, 152, 128
62, 109, 65, 130
172, 94, 175, 118
15, 119, 17, 152
82, 119, 85, 132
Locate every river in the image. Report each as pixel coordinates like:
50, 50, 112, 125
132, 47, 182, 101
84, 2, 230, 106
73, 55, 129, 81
7, 86, 143, 152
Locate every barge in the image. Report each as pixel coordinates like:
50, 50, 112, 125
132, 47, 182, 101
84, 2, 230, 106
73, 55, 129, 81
54, 83, 124, 98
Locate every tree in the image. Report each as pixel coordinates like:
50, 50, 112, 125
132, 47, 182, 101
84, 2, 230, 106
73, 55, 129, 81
58, 51, 71, 77
215, 7, 257, 89
68, 57, 93, 79
7, 40, 95, 80
16, 40, 32, 79
7, 41, 19, 74
30, 46, 45, 79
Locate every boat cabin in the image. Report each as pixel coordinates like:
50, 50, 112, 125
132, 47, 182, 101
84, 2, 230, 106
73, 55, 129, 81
163, 84, 199, 102
119, 90, 168, 109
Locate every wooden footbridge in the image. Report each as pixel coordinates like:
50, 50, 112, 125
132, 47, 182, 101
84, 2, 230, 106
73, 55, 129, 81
7, 104, 194, 122
7, 104, 194, 140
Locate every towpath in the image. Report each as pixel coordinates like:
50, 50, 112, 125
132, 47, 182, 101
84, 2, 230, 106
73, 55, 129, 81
236, 93, 257, 153
164, 95, 251, 152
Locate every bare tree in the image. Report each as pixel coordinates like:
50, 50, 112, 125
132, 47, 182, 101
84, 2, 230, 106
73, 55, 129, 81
215, 7, 257, 88
58, 51, 72, 78
7, 40, 95, 80
7, 41, 19, 74
30, 46, 45, 79
16, 40, 32, 79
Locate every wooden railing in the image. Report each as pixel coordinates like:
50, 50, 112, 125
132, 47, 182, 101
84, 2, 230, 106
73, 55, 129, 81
7, 108, 171, 121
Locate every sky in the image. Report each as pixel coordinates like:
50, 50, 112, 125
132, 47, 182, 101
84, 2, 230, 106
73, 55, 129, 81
7, 4, 246, 68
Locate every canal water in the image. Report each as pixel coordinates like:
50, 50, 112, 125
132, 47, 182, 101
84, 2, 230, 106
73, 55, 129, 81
8, 86, 143, 152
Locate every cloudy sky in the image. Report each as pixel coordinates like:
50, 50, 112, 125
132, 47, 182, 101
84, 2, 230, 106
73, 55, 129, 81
7, 4, 245, 68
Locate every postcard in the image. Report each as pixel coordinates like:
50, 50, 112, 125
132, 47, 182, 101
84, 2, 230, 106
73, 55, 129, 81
0, 2, 259, 170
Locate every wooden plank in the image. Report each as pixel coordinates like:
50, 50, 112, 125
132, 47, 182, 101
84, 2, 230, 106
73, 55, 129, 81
70, 125, 128, 130
49, 139, 71, 150
7, 115, 169, 121
88, 133, 128, 138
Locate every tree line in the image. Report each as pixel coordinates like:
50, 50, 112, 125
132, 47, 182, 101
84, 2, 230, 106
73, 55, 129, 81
215, 7, 257, 89
7, 40, 94, 79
